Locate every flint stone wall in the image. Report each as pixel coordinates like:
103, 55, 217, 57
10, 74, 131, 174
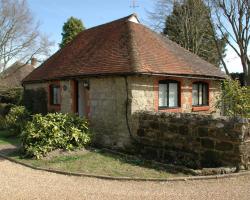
131, 111, 250, 169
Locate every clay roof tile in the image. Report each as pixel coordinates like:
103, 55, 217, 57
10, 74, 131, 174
23, 14, 226, 83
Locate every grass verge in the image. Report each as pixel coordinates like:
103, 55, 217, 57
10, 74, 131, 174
0, 130, 20, 145
0, 130, 191, 179
7, 149, 191, 179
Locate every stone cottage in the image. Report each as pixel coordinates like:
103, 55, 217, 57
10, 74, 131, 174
22, 14, 226, 149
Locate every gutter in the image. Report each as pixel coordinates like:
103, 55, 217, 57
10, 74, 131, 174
22, 72, 226, 85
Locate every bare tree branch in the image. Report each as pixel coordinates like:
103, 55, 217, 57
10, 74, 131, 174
0, 0, 54, 72
210, 0, 250, 85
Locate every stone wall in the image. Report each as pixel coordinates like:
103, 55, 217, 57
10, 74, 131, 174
129, 76, 155, 113
89, 77, 132, 149
60, 80, 73, 113
129, 76, 222, 115
24, 82, 47, 91
131, 111, 250, 169
24, 81, 74, 114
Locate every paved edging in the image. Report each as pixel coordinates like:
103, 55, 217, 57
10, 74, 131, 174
1, 153, 250, 182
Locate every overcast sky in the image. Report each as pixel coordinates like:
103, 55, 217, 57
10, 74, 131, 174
27, 0, 243, 73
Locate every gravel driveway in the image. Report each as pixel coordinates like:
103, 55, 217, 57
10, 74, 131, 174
0, 158, 250, 200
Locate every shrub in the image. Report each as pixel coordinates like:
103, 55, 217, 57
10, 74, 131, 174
230, 72, 245, 86
0, 87, 23, 105
0, 116, 6, 130
5, 106, 30, 134
21, 113, 91, 159
0, 103, 13, 116
217, 80, 250, 118
22, 88, 47, 115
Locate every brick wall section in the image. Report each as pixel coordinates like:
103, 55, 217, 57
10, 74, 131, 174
131, 111, 250, 169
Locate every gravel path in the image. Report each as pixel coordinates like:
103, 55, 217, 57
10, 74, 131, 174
0, 158, 250, 200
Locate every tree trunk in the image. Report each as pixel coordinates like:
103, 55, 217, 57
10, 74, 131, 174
245, 73, 250, 86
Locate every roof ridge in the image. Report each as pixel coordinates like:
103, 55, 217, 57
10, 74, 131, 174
126, 22, 141, 72
79, 14, 137, 33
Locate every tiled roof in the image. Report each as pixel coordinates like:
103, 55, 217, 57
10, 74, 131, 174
23, 14, 226, 83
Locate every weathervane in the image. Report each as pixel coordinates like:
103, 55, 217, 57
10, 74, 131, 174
130, 0, 139, 9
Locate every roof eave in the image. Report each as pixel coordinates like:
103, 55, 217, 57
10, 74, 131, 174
22, 71, 226, 85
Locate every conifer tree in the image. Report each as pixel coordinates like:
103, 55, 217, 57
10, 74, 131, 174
163, 0, 227, 67
60, 17, 85, 48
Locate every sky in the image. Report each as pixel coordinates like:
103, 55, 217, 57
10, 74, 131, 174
27, 0, 242, 73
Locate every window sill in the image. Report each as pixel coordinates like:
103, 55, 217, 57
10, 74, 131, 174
50, 104, 60, 106
192, 106, 210, 112
158, 107, 182, 112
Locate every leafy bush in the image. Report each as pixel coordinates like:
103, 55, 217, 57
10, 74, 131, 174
22, 88, 47, 115
21, 113, 91, 159
0, 116, 6, 130
0, 103, 13, 116
0, 87, 23, 105
230, 72, 245, 86
5, 106, 30, 134
217, 80, 250, 118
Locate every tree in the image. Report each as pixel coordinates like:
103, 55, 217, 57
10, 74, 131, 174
209, 0, 250, 85
59, 17, 85, 48
163, 0, 227, 67
217, 79, 250, 117
146, 0, 173, 32
0, 0, 53, 72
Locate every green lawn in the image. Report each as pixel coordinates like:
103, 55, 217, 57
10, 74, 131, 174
0, 130, 191, 179
0, 130, 20, 145
8, 149, 191, 179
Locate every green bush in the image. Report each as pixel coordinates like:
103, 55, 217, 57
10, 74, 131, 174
0, 115, 6, 130
22, 89, 47, 115
21, 113, 91, 159
5, 106, 30, 134
0, 87, 23, 105
217, 80, 250, 118
0, 103, 13, 116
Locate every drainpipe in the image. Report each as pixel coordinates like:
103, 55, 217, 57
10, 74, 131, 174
124, 76, 136, 142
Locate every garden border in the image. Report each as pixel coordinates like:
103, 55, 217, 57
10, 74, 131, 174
1, 152, 250, 182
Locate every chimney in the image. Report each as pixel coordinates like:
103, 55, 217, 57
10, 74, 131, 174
31, 57, 37, 66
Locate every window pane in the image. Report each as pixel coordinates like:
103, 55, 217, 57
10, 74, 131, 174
192, 84, 198, 105
52, 87, 60, 104
169, 83, 178, 107
53, 87, 57, 104
198, 84, 203, 105
159, 84, 167, 107
202, 84, 208, 105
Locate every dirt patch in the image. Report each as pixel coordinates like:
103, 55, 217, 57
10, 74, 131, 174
41, 148, 89, 160
0, 144, 19, 156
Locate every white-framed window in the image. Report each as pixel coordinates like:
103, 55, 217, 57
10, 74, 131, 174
192, 82, 208, 106
50, 85, 61, 105
159, 80, 180, 108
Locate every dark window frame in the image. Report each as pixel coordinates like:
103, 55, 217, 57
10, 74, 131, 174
50, 84, 61, 106
192, 82, 209, 106
158, 80, 181, 109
